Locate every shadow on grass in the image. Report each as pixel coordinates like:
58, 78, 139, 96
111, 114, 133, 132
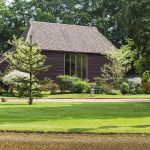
68, 124, 150, 132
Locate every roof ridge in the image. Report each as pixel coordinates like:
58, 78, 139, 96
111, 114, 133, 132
30, 20, 97, 29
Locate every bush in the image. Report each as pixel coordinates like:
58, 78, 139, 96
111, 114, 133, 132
40, 78, 52, 91
32, 83, 43, 98
127, 77, 142, 85
107, 90, 121, 95
120, 82, 130, 94
50, 83, 60, 94
71, 81, 86, 93
94, 77, 105, 94
142, 71, 150, 82
84, 82, 91, 93
135, 86, 145, 94
71, 81, 90, 93
57, 75, 80, 92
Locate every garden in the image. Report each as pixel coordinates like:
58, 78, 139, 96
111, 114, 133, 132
0, 38, 150, 102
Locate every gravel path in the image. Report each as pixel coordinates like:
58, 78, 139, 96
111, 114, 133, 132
0, 132, 149, 150
5, 98, 150, 103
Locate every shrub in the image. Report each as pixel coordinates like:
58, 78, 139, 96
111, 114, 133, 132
84, 82, 91, 93
32, 83, 43, 98
94, 77, 105, 94
127, 77, 142, 85
135, 86, 145, 94
50, 83, 60, 94
17, 82, 29, 97
71, 81, 90, 93
40, 78, 52, 91
90, 82, 96, 89
120, 82, 130, 94
107, 90, 121, 95
57, 75, 80, 92
94, 77, 105, 86
142, 71, 150, 82
2, 70, 29, 85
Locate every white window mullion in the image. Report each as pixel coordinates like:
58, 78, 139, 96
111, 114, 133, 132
70, 54, 71, 76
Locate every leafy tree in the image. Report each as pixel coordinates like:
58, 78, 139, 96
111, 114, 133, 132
117, 0, 150, 74
101, 40, 134, 87
0, 0, 11, 54
6, 36, 50, 105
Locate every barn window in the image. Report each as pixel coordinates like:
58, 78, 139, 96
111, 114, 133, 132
65, 53, 88, 80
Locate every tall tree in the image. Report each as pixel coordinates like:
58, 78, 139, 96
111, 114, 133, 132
117, 0, 150, 74
0, 0, 11, 55
6, 36, 50, 105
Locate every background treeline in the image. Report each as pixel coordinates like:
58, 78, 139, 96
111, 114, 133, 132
0, 0, 150, 75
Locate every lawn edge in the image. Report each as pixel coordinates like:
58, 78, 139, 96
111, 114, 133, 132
0, 130, 150, 136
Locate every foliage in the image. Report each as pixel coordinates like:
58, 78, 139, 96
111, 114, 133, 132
6, 36, 50, 104
119, 82, 130, 94
32, 83, 43, 98
117, 0, 150, 74
40, 78, 52, 91
135, 86, 145, 94
101, 40, 134, 87
50, 83, 60, 94
2, 70, 29, 85
57, 75, 80, 92
127, 77, 142, 85
94, 77, 105, 94
106, 89, 121, 95
142, 71, 150, 82
57, 75, 90, 93
71, 81, 90, 93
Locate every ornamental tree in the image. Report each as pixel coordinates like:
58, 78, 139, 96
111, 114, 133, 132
6, 36, 50, 105
101, 40, 134, 87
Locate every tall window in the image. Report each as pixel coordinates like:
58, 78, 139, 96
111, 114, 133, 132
65, 53, 88, 80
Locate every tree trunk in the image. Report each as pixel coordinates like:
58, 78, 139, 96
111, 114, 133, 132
28, 73, 33, 105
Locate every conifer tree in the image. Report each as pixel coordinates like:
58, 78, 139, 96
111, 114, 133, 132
6, 36, 50, 105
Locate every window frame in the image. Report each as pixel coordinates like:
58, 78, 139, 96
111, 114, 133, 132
64, 53, 88, 80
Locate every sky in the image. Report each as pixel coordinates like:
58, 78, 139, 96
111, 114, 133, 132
6, 0, 14, 5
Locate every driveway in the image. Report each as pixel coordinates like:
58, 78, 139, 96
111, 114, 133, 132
5, 98, 150, 103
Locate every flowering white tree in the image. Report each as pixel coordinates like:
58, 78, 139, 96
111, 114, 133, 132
2, 70, 29, 85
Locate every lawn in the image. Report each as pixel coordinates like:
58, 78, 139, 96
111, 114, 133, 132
42, 93, 150, 99
0, 102, 150, 133
1, 92, 150, 99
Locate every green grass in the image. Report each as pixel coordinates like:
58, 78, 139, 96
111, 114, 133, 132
42, 92, 150, 99
0, 102, 150, 133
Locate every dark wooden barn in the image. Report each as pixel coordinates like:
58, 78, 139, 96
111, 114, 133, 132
0, 21, 116, 81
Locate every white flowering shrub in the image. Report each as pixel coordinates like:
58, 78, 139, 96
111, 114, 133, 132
2, 70, 29, 85
127, 77, 142, 85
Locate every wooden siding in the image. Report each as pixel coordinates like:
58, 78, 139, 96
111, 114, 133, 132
0, 60, 8, 73
88, 54, 108, 81
0, 51, 108, 81
37, 51, 64, 80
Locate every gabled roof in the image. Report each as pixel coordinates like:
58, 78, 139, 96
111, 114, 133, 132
25, 21, 116, 54
0, 21, 116, 63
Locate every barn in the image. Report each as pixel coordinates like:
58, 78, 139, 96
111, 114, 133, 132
0, 21, 116, 81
